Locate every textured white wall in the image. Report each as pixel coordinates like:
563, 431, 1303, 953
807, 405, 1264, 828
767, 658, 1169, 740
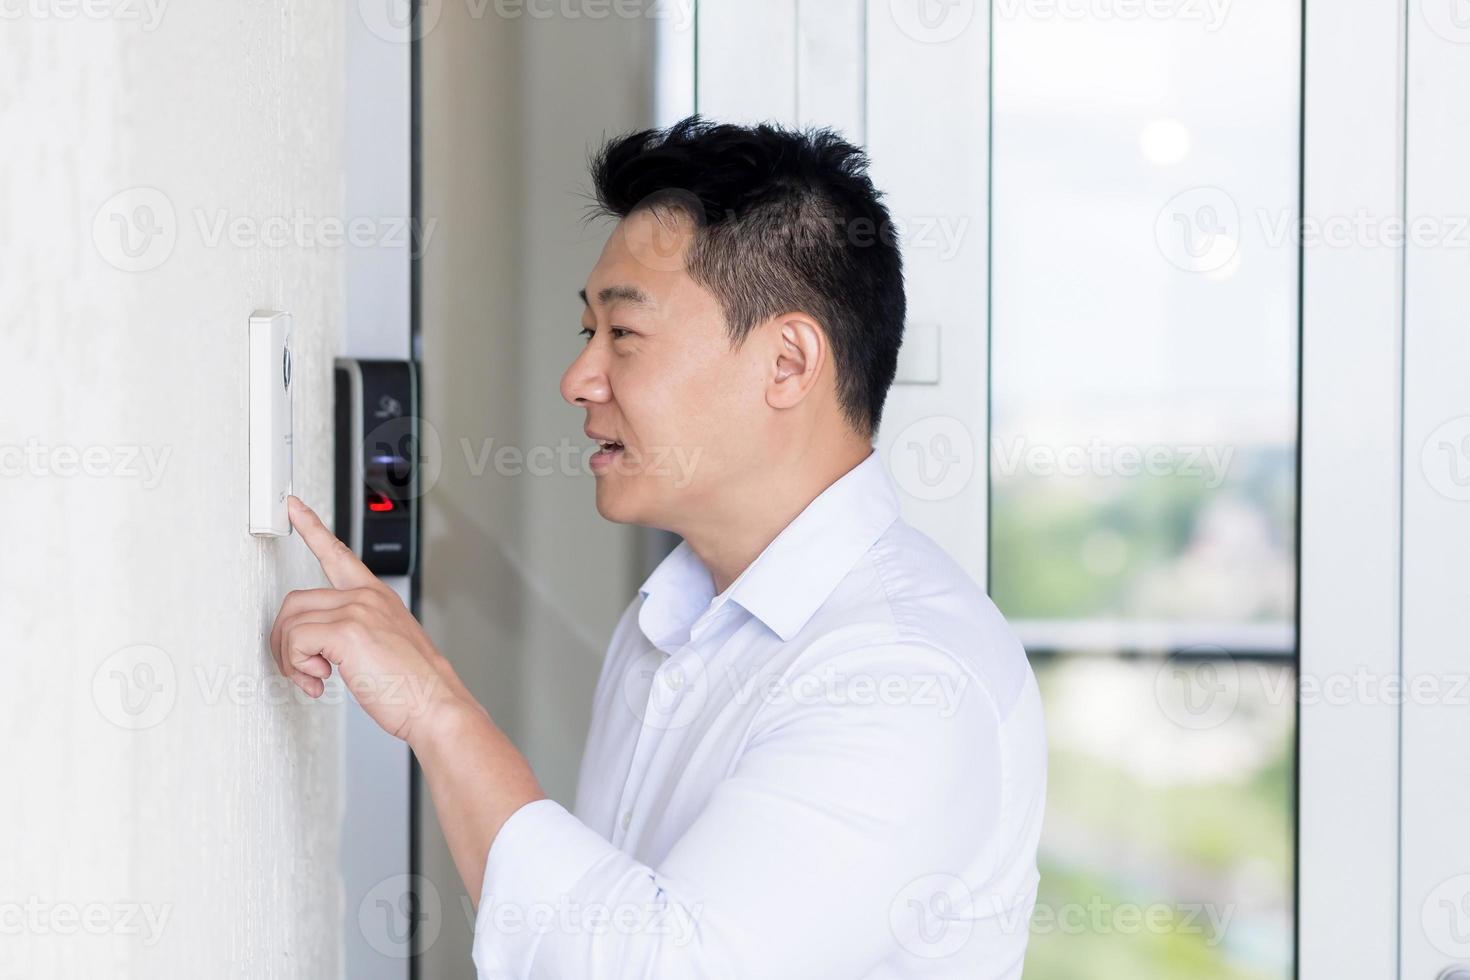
0, 5, 345, 978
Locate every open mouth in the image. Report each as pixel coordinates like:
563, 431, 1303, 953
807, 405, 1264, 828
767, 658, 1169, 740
590, 440, 624, 471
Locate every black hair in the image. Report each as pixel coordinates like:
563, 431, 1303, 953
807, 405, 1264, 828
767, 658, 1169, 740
586, 115, 906, 438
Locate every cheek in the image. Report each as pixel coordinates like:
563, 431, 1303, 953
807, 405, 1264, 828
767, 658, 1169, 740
618, 351, 700, 441
613, 359, 680, 450
663, 364, 738, 448
701, 348, 767, 428
616, 338, 763, 472
669, 361, 769, 488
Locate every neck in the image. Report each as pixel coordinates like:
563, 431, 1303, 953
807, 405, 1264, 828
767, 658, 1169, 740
679, 436, 873, 594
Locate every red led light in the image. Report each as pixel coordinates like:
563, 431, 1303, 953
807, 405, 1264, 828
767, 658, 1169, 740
367, 492, 395, 513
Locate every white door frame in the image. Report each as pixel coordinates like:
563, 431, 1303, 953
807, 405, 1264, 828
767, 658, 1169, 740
1400, 1, 1470, 976
1301, 2, 1470, 978
1296, 0, 1405, 975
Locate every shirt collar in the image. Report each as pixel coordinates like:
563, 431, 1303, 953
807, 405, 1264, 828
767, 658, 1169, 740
637, 449, 901, 650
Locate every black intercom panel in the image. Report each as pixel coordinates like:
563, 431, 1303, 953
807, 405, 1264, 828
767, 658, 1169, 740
334, 359, 419, 576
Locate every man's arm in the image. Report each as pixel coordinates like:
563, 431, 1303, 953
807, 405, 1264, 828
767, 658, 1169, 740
268, 495, 544, 900
411, 698, 543, 900
271, 496, 1009, 978
467, 641, 1006, 979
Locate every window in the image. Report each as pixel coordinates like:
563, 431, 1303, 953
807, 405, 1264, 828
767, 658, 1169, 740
989, 3, 1301, 976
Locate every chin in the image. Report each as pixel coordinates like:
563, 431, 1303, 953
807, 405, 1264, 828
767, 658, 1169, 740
594, 481, 678, 531
593, 481, 643, 525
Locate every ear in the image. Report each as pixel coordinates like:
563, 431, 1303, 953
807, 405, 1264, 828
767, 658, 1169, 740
764, 313, 826, 413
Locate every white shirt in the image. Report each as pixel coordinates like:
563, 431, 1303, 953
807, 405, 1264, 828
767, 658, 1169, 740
473, 449, 1047, 979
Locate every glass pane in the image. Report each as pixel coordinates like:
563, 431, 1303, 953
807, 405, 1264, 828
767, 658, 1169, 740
987, 2, 1301, 977
1025, 655, 1295, 978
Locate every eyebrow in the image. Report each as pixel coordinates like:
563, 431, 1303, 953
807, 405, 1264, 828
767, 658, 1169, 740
578, 284, 655, 310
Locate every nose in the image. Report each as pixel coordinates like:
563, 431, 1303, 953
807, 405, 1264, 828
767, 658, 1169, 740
560, 342, 612, 406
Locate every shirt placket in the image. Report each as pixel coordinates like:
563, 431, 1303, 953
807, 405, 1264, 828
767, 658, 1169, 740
610, 601, 727, 849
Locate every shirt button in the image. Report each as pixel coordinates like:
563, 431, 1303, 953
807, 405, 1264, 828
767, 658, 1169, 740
621, 810, 633, 831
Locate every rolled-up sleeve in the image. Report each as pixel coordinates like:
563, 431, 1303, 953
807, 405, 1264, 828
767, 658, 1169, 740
471, 643, 1005, 980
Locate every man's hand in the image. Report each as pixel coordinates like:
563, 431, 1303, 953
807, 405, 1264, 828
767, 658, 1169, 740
272, 495, 544, 899
269, 494, 471, 744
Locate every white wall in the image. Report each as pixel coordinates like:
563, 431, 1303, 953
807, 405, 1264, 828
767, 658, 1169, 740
416, 6, 658, 975
0, 5, 345, 977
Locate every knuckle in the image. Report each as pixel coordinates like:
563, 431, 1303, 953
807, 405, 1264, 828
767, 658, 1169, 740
356, 600, 387, 626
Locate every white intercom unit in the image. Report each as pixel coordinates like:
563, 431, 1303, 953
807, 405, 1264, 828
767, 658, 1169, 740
248, 310, 294, 537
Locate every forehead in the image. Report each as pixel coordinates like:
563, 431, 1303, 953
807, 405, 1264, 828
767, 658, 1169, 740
582, 207, 698, 309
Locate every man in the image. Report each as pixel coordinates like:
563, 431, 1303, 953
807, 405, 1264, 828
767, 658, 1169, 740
271, 116, 1046, 978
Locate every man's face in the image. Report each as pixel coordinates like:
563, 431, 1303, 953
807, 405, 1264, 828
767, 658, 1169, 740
562, 208, 767, 530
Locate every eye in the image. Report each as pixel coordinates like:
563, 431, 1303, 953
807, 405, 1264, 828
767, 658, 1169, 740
578, 326, 632, 342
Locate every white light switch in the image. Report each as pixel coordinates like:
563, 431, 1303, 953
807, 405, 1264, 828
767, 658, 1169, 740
249, 310, 294, 537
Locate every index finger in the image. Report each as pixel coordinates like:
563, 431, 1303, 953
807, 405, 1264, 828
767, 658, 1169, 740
287, 494, 379, 590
